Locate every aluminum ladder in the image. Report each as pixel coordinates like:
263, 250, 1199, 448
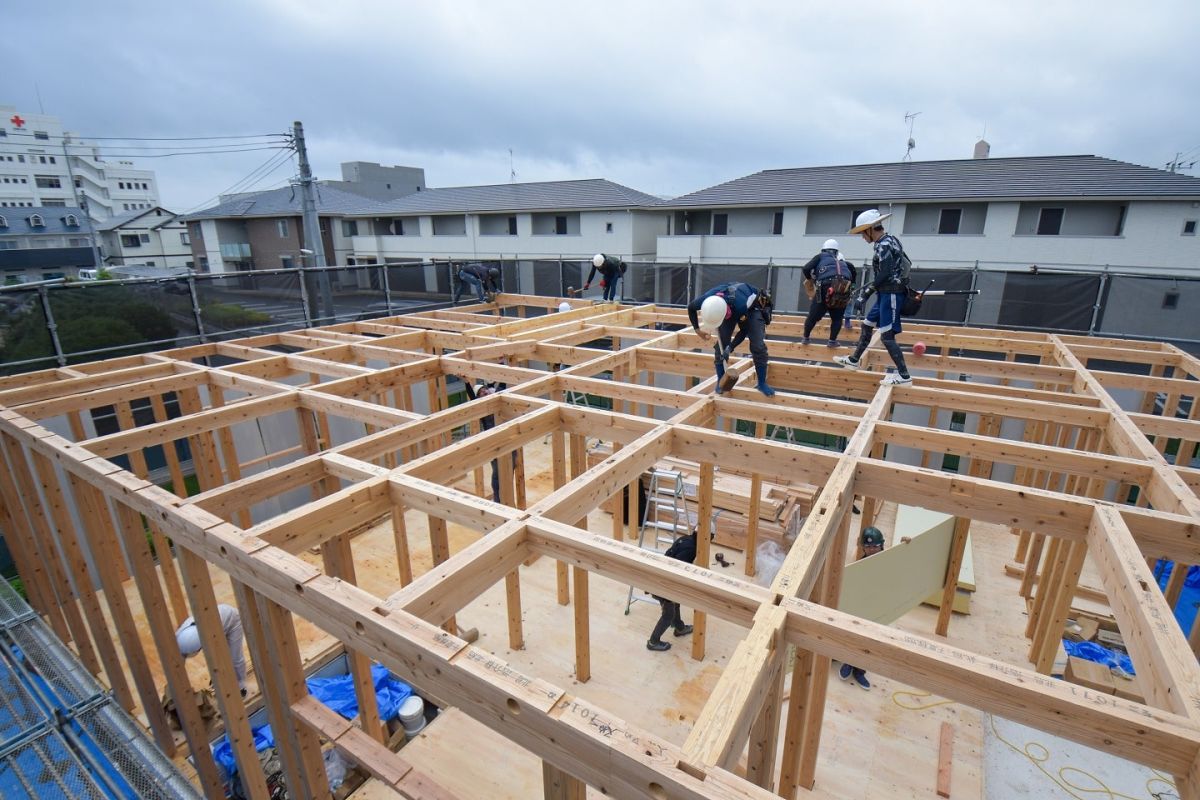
624, 468, 692, 614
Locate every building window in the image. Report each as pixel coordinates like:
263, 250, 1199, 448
1036, 207, 1064, 235
392, 218, 405, 235
0, 214, 6, 227
139, 233, 150, 244
191, 223, 202, 240
180, 232, 189, 245
938, 208, 962, 234
28, 214, 44, 227
1184, 220, 1197, 236
73, 178, 81, 188
277, 218, 289, 238
342, 220, 358, 237
64, 214, 78, 226
34, 175, 62, 189
199, 257, 208, 271
280, 256, 294, 269
555, 215, 567, 235
509, 216, 518, 235
33, 131, 49, 141
1164, 291, 1180, 310
42, 200, 66, 207
605, 221, 613, 233
773, 211, 784, 235
120, 234, 142, 248
712, 213, 728, 236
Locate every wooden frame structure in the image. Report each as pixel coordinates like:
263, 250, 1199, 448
2, 293, 1200, 799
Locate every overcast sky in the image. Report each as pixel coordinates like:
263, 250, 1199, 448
3, 1, 1198, 211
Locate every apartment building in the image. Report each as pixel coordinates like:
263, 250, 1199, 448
0, 106, 159, 222
341, 178, 667, 265
656, 155, 1200, 275
0, 206, 97, 283
96, 207, 193, 271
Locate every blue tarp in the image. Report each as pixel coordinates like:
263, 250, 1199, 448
212, 663, 412, 782
1153, 560, 1200, 635
1062, 639, 1135, 675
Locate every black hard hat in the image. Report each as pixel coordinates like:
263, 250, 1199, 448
758, 288, 773, 307
488, 267, 500, 280
861, 527, 884, 548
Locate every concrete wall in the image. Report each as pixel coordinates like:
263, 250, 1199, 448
431, 214, 468, 236
902, 202, 988, 235
479, 213, 516, 236
245, 216, 303, 268
531, 212, 580, 235
1015, 201, 1125, 236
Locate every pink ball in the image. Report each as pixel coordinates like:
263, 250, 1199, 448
913, 341, 927, 356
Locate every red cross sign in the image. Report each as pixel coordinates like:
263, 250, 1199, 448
9, 115, 25, 128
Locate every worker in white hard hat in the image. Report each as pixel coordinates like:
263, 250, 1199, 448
833, 209, 913, 385
585, 253, 626, 302
687, 282, 776, 396
175, 603, 248, 696
801, 239, 858, 347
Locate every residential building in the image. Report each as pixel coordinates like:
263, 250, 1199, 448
96, 207, 193, 271
0, 106, 159, 221
343, 178, 667, 263
0, 206, 97, 284
656, 155, 1200, 275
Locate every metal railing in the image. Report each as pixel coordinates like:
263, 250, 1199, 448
1, 258, 1198, 375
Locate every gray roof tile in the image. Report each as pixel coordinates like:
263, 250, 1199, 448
661, 155, 1200, 207
184, 185, 388, 220
0, 207, 92, 236
364, 178, 660, 215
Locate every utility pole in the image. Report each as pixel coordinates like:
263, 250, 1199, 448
292, 121, 335, 324
62, 139, 103, 272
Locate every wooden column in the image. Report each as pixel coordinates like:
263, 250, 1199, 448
745, 659, 784, 790
551, 429, 570, 605
935, 517, 972, 637
542, 761, 587, 800
691, 461, 715, 661
498, 445, 525, 651
745, 419, 765, 578
427, 515, 456, 636
392, 505, 413, 586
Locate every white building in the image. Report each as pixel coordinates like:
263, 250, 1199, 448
96, 207, 193, 272
0, 106, 159, 221
343, 178, 667, 264
656, 154, 1200, 276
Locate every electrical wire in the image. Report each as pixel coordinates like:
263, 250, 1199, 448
889, 689, 1179, 800
179, 148, 296, 215
2, 130, 289, 142
72, 145, 292, 159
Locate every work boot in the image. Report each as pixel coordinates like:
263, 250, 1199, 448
754, 363, 776, 397
833, 355, 861, 370
673, 624, 693, 637
852, 670, 871, 690
826, 339, 841, 347
647, 640, 671, 652
839, 663, 853, 681
800, 337, 811, 345
882, 337, 911, 381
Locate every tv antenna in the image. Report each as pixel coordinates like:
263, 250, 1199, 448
509, 148, 517, 183
903, 111, 921, 161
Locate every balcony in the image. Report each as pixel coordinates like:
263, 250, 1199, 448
219, 242, 252, 258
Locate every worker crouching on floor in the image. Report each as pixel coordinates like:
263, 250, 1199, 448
839, 527, 886, 689
175, 603, 249, 697
688, 281, 776, 397
648, 530, 697, 652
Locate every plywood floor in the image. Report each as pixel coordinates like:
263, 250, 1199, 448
90, 436, 1122, 799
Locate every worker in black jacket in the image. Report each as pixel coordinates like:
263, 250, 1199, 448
801, 239, 858, 346
647, 531, 696, 651
454, 262, 502, 303
585, 253, 626, 301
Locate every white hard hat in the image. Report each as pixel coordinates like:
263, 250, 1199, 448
837, 251, 846, 261
850, 209, 892, 234
698, 295, 728, 333
592, 253, 605, 268
822, 239, 839, 251
557, 301, 571, 313
176, 624, 201, 656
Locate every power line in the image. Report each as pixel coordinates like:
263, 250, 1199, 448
75, 145, 292, 159
179, 148, 296, 215
2, 130, 289, 142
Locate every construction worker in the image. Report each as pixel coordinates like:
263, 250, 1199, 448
175, 603, 248, 696
647, 530, 696, 651
688, 282, 776, 397
833, 209, 913, 385
839, 527, 886, 689
454, 262, 502, 303
801, 239, 858, 346
463, 380, 506, 502
585, 253, 626, 301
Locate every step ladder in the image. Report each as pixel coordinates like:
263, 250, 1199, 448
770, 424, 799, 445
625, 469, 693, 614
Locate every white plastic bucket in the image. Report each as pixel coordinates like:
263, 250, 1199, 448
399, 696, 425, 734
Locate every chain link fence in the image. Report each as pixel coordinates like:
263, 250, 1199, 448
2, 259, 1197, 374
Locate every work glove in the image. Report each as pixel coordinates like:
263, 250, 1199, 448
584, 283, 590, 290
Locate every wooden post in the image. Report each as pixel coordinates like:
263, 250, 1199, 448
745, 420, 765, 578
498, 447, 525, 651
542, 761, 587, 800
745, 659, 784, 790
392, 505, 413, 586
691, 461, 715, 661
175, 550, 272, 800
321, 532, 387, 744
551, 430, 570, 605
935, 517, 972, 637
427, 515, 457, 636
573, 566, 590, 683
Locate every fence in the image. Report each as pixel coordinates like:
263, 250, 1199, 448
1, 259, 1198, 375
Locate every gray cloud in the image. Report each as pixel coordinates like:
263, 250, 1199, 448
4, 0, 1197, 210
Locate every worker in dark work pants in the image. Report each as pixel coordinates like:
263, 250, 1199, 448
454, 262, 502, 303
585, 253, 625, 301
801, 238, 858, 346
688, 282, 776, 397
647, 531, 696, 651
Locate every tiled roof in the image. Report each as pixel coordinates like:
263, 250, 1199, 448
0, 207, 92, 235
661, 155, 1200, 207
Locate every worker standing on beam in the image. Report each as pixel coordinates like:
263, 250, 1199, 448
801, 239, 857, 347
647, 530, 696, 651
454, 261, 502, 303
175, 603, 249, 696
689, 282, 776, 397
585, 253, 626, 302
833, 209, 913, 385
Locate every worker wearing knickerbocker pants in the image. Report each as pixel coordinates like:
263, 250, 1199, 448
801, 238, 858, 347
176, 603, 248, 696
688, 281, 776, 397
834, 209, 913, 385
585, 253, 625, 301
